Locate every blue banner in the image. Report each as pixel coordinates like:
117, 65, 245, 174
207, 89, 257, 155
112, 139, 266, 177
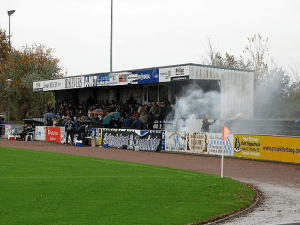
138, 69, 159, 84
97, 74, 110, 86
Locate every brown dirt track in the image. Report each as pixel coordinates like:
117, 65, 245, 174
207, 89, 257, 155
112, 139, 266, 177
1, 138, 300, 224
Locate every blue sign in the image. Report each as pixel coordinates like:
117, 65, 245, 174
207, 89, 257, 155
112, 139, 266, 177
138, 69, 159, 84
97, 74, 110, 86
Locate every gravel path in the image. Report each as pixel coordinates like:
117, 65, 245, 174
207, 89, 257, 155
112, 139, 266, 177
1, 139, 300, 224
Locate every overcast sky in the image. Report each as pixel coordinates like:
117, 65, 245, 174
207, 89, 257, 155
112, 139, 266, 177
1, 0, 299, 76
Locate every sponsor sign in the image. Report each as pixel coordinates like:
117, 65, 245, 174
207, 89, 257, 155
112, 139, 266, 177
96, 128, 103, 146
97, 74, 110, 86
171, 75, 189, 81
138, 69, 159, 84
34, 126, 46, 141
118, 73, 129, 85
127, 72, 138, 84
233, 134, 300, 163
33, 79, 64, 92
260, 136, 300, 164
109, 73, 119, 85
208, 133, 234, 156
46, 127, 61, 142
65, 77, 84, 89
84, 75, 98, 87
233, 134, 262, 159
159, 66, 190, 82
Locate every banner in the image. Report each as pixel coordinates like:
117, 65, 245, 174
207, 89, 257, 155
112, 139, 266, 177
208, 133, 234, 156
159, 66, 190, 82
233, 134, 261, 159
46, 127, 62, 142
187, 132, 208, 154
138, 69, 159, 84
165, 131, 187, 152
102, 129, 162, 151
97, 74, 110, 86
96, 128, 103, 146
34, 126, 46, 141
260, 136, 300, 164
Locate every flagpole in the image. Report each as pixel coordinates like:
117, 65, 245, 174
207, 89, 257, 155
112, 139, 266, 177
221, 139, 224, 178
221, 123, 230, 179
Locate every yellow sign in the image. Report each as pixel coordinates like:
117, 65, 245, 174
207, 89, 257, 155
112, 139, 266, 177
233, 134, 300, 164
233, 135, 262, 159
97, 128, 103, 146
260, 136, 300, 164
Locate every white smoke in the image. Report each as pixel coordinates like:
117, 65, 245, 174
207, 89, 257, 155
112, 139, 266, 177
166, 83, 222, 132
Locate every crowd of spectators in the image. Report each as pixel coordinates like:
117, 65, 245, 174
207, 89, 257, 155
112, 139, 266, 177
43, 94, 174, 130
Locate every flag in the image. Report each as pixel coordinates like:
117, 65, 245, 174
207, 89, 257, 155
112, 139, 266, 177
222, 125, 230, 141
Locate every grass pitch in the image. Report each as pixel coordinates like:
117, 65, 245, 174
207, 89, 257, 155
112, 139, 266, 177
0, 147, 254, 225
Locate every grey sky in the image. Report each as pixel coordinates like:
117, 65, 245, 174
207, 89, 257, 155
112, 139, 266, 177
1, 0, 299, 76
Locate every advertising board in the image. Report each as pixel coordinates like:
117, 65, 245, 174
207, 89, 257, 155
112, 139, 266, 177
97, 74, 110, 86
159, 66, 190, 82
138, 69, 159, 84
260, 135, 300, 164
208, 133, 234, 156
34, 126, 46, 141
46, 127, 62, 142
233, 134, 300, 163
233, 134, 261, 159
33, 79, 65, 92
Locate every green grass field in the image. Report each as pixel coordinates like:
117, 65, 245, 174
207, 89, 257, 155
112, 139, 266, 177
0, 147, 254, 225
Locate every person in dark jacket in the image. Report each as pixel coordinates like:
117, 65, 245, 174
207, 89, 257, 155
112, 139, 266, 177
147, 112, 155, 130
201, 114, 217, 132
65, 118, 74, 145
108, 116, 121, 128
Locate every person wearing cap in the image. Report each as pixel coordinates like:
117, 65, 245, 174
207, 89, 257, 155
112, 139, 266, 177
65, 117, 74, 145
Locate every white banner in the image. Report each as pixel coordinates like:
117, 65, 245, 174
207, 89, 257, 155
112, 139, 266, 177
159, 66, 190, 82
34, 126, 46, 141
208, 133, 234, 156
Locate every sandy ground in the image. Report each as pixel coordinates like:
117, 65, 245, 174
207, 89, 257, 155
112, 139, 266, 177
1, 139, 300, 225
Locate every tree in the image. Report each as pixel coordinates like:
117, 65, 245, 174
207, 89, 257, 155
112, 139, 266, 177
241, 34, 269, 79
0, 28, 62, 120
202, 37, 251, 70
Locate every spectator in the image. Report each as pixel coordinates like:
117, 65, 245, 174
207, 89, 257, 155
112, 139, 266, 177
147, 112, 155, 130
108, 116, 121, 128
131, 116, 143, 129
201, 114, 217, 132
158, 102, 166, 129
65, 117, 74, 145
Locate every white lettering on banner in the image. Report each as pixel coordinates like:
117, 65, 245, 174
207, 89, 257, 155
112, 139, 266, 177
127, 74, 138, 84
48, 130, 59, 136
139, 74, 151, 80
103, 131, 161, 151
84, 75, 98, 87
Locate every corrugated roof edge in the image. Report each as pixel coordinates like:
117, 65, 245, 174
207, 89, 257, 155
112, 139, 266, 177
33, 63, 255, 82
